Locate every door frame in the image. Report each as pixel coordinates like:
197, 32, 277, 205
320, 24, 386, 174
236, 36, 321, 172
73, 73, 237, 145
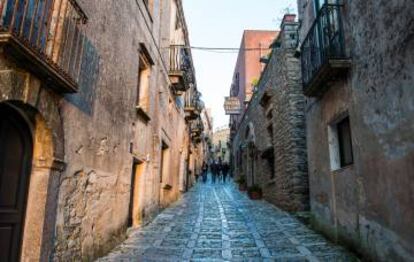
128, 158, 145, 227
0, 103, 33, 262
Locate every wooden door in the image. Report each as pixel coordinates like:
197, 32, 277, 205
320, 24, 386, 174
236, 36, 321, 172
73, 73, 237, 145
0, 104, 33, 262
128, 159, 144, 227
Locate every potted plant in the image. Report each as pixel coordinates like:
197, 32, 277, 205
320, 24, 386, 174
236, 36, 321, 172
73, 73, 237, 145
236, 176, 247, 191
247, 185, 263, 200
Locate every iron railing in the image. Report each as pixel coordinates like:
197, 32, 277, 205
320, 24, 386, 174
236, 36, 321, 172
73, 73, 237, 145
301, 4, 347, 90
0, 0, 87, 91
184, 87, 194, 108
169, 45, 195, 90
184, 90, 204, 121
184, 88, 203, 109
190, 119, 203, 135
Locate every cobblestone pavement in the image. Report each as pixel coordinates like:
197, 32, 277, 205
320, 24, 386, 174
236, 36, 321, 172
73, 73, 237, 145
99, 182, 357, 261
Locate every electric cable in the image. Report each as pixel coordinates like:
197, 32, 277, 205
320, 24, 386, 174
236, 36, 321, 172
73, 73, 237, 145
166, 45, 272, 54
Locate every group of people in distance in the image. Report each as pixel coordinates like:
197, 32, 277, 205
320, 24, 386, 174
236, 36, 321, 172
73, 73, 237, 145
199, 160, 230, 184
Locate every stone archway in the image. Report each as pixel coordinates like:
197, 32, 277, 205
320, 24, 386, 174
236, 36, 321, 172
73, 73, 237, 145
0, 51, 65, 261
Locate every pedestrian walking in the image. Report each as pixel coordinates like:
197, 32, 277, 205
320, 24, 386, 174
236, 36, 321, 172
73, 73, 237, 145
217, 161, 223, 183
211, 161, 217, 184
222, 162, 229, 183
217, 157, 223, 181
202, 161, 208, 183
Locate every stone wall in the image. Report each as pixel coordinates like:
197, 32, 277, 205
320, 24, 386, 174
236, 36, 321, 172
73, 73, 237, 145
298, 0, 414, 260
0, 0, 201, 260
269, 50, 308, 212
212, 127, 230, 163
232, 18, 309, 213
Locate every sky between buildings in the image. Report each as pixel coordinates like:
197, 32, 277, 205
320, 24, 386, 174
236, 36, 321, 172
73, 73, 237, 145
182, 0, 297, 129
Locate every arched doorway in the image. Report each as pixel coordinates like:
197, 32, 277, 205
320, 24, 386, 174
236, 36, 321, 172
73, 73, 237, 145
0, 103, 33, 261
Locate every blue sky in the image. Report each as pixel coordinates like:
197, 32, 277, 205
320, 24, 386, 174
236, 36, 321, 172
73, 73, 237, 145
182, 0, 297, 129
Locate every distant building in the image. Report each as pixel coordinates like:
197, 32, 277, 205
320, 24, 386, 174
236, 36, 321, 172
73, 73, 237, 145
202, 108, 214, 163
212, 127, 231, 163
192, 108, 214, 178
229, 30, 278, 138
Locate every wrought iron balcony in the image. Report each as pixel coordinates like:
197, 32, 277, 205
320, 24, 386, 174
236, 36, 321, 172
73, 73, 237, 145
184, 89, 203, 120
0, 0, 87, 93
190, 119, 203, 135
169, 45, 195, 95
301, 4, 351, 97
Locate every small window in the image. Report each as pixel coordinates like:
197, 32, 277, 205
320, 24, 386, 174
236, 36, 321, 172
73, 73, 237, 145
337, 117, 353, 167
160, 142, 170, 183
231, 73, 240, 96
328, 116, 354, 170
137, 55, 151, 108
137, 44, 154, 115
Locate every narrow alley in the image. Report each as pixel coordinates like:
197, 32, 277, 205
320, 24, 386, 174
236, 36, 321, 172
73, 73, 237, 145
0, 0, 413, 261
99, 180, 356, 261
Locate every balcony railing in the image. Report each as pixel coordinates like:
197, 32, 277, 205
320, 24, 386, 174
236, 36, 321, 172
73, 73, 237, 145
190, 120, 203, 135
169, 45, 195, 94
0, 0, 87, 93
300, 4, 351, 97
184, 89, 203, 120
191, 120, 203, 143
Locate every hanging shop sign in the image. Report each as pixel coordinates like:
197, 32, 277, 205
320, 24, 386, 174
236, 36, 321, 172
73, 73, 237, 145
224, 97, 241, 115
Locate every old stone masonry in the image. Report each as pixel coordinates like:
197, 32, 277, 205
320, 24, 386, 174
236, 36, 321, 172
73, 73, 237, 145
98, 182, 357, 261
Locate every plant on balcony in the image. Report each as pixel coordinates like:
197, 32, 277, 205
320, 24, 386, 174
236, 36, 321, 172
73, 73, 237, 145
247, 185, 263, 200
236, 176, 247, 191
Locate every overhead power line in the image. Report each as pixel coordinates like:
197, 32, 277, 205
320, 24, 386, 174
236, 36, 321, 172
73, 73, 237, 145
190, 46, 271, 51
168, 45, 272, 53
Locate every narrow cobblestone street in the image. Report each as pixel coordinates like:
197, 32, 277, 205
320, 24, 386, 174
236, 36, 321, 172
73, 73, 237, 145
99, 179, 357, 261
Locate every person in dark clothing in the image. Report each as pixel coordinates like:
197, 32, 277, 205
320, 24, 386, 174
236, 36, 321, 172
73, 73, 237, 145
217, 158, 223, 182
222, 162, 229, 183
202, 162, 208, 183
211, 161, 217, 183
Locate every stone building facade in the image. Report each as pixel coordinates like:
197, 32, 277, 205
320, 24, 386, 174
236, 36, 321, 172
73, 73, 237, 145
186, 107, 213, 185
0, 0, 207, 261
200, 108, 214, 164
297, 0, 414, 260
212, 126, 230, 163
231, 15, 309, 212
